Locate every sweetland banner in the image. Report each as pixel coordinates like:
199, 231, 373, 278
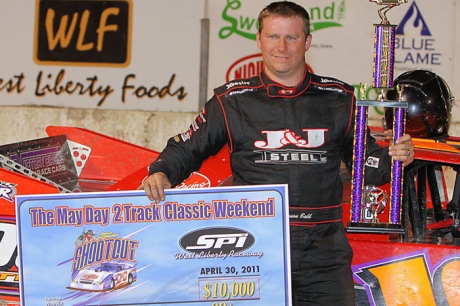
15, 185, 291, 306
207, 0, 457, 119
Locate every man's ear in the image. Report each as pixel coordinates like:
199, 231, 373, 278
305, 34, 312, 52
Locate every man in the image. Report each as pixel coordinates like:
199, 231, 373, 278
142, 1, 414, 305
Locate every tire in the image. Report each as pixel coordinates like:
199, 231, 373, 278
109, 278, 115, 290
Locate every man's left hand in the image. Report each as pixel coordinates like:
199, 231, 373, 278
388, 134, 414, 167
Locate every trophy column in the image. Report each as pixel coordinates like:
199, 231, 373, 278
347, 0, 408, 233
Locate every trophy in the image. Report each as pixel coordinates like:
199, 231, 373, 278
362, 185, 388, 223
369, 0, 407, 4
347, 0, 408, 233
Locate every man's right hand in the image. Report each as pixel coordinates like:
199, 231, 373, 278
139, 172, 172, 202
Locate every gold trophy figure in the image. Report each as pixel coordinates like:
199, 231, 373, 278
362, 185, 388, 224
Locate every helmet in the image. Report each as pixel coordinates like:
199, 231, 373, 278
384, 70, 453, 139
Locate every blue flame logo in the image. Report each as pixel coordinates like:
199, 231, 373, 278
396, 1, 431, 36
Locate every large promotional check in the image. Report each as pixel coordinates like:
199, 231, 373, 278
16, 185, 291, 306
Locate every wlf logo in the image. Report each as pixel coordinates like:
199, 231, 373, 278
34, 0, 132, 67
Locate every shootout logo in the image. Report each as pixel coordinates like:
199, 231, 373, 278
69, 230, 139, 292
34, 0, 132, 67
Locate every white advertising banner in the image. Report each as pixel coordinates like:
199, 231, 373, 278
207, 0, 457, 120
0, 0, 457, 118
0, 0, 204, 112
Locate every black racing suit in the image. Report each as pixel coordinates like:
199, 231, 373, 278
149, 69, 392, 306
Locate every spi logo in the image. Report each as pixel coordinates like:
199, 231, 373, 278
180, 227, 255, 254
34, 0, 132, 67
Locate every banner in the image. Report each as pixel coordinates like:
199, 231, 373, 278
0, 0, 457, 117
207, 0, 457, 119
15, 185, 291, 306
0, 0, 204, 112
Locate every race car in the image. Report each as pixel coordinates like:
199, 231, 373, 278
69, 261, 137, 291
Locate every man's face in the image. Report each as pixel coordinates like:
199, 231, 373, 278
256, 16, 312, 86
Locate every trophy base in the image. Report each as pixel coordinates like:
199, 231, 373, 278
347, 222, 405, 234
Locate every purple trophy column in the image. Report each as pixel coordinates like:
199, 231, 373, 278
390, 108, 406, 223
373, 25, 396, 89
351, 106, 368, 222
374, 23, 404, 225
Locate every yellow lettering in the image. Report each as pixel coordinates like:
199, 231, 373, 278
45, 9, 78, 50
97, 8, 120, 51
76, 10, 93, 51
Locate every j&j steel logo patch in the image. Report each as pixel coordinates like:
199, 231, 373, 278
34, 0, 132, 67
